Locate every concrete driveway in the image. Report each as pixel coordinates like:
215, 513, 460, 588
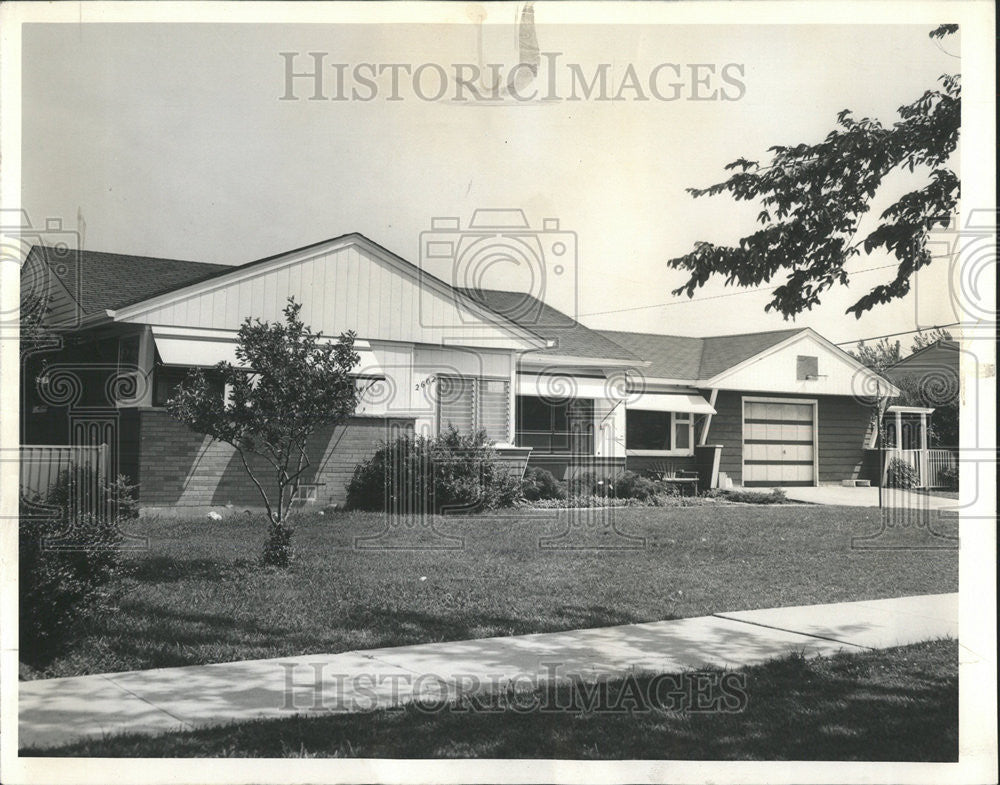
782, 485, 960, 510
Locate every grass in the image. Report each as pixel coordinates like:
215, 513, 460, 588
23, 506, 958, 679
24, 639, 958, 760
915, 488, 960, 500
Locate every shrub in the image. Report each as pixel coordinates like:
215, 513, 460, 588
613, 470, 658, 501
19, 474, 137, 668
346, 427, 521, 514
706, 487, 789, 504
566, 470, 600, 497
886, 457, 920, 489
937, 464, 959, 491
520, 467, 565, 501
43, 469, 139, 521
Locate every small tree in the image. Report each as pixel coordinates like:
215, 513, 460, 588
910, 327, 952, 351
849, 337, 903, 374
168, 298, 360, 566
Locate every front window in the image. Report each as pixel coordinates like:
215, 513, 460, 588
438, 375, 511, 443
626, 410, 694, 454
515, 395, 594, 454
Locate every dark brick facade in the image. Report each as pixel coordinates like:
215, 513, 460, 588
120, 409, 413, 512
704, 389, 873, 486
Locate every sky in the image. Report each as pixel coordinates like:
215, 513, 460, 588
20, 13, 963, 346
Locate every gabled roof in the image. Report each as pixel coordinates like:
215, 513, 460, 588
26, 246, 230, 315
459, 289, 643, 363
698, 329, 804, 378
598, 327, 803, 380
24, 240, 882, 386
887, 339, 960, 372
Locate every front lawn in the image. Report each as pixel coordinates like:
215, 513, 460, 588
25, 506, 958, 679
25, 639, 958, 760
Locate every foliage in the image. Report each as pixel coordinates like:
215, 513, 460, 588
848, 328, 954, 373
346, 427, 521, 514
19, 475, 136, 668
910, 327, 953, 351
667, 26, 959, 318
566, 470, 601, 497
168, 298, 360, 566
41, 469, 139, 522
613, 470, 659, 501
516, 493, 719, 509
520, 467, 566, 501
886, 457, 920, 489
937, 465, 959, 491
849, 328, 959, 448
849, 337, 904, 373
704, 488, 790, 504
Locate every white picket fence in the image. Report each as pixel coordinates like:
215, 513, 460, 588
20, 444, 109, 515
882, 448, 958, 488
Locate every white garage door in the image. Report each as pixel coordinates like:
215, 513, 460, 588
743, 400, 816, 486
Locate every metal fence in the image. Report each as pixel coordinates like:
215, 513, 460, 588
20, 444, 109, 516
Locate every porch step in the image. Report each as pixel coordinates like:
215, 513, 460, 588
840, 479, 872, 487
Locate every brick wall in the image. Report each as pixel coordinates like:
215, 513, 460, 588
133, 409, 413, 510
705, 390, 872, 486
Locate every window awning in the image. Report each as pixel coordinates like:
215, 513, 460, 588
151, 328, 384, 379
517, 374, 613, 400
627, 392, 716, 415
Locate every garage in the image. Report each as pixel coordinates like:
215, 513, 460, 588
742, 398, 817, 486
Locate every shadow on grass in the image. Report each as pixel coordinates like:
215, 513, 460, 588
127, 556, 244, 584
24, 640, 957, 760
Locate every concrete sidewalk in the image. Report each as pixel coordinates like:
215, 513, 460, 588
18, 593, 958, 750
782, 485, 959, 509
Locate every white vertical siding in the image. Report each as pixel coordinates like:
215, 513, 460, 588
121, 242, 533, 351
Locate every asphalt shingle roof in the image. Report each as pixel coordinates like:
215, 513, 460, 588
597, 330, 705, 379
458, 289, 643, 363
599, 328, 804, 380
697, 329, 804, 378
27, 246, 231, 314
27, 242, 807, 380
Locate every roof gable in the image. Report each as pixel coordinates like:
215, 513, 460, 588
113, 235, 544, 350
704, 329, 899, 396
888, 339, 960, 375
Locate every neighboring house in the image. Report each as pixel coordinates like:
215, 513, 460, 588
877, 338, 961, 487
884, 339, 960, 409
21, 233, 899, 513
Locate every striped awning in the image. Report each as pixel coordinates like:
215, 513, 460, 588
627, 392, 716, 415
151, 327, 383, 378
